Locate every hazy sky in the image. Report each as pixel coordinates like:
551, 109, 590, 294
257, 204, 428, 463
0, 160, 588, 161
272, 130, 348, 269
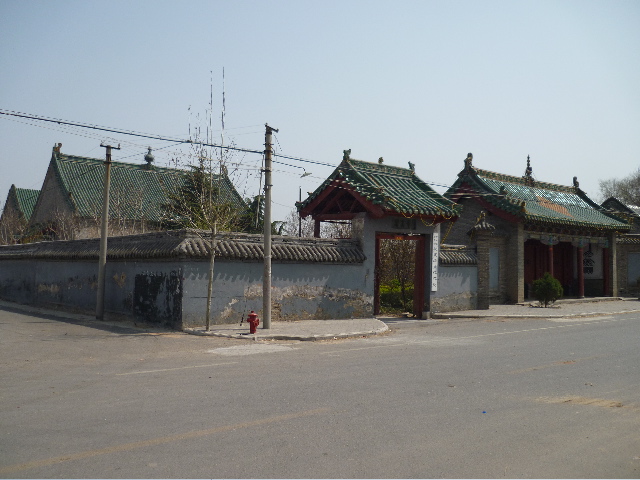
1, 0, 639, 222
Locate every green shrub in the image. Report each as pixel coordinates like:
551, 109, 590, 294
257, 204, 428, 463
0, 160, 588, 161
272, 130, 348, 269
380, 279, 413, 313
532, 272, 563, 307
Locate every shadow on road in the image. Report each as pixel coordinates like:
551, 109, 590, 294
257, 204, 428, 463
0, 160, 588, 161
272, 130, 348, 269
0, 304, 172, 336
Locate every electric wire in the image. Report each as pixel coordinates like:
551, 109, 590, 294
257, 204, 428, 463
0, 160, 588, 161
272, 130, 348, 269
4, 109, 455, 194
0, 109, 265, 156
2, 109, 620, 222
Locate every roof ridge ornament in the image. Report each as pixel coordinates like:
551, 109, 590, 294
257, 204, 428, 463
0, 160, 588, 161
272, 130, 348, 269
464, 152, 473, 171
343, 149, 351, 162
523, 155, 534, 186
467, 210, 496, 237
520, 200, 527, 213
144, 147, 155, 166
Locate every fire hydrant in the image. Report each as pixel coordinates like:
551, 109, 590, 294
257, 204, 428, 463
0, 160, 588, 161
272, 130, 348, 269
247, 311, 260, 334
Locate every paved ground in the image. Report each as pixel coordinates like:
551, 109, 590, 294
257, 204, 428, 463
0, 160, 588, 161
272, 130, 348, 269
3, 297, 640, 341
2, 302, 639, 478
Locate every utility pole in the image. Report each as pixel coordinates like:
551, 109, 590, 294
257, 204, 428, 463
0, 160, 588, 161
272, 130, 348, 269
96, 143, 120, 320
263, 124, 278, 329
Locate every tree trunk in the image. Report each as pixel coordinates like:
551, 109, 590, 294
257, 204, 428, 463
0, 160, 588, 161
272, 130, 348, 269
205, 222, 217, 331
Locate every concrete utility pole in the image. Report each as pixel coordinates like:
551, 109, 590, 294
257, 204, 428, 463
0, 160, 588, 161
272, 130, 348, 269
263, 124, 278, 329
96, 143, 120, 320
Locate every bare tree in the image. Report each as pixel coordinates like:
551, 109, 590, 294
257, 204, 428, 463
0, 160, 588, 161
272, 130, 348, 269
55, 208, 79, 240
322, 220, 352, 239
159, 83, 254, 330
161, 154, 246, 232
599, 168, 640, 205
281, 208, 314, 237
379, 239, 416, 312
0, 207, 27, 244
281, 208, 352, 239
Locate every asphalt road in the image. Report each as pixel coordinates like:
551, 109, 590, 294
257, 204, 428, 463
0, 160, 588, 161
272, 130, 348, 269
1, 307, 639, 478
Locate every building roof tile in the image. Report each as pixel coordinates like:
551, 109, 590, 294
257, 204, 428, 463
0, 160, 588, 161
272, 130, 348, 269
0, 229, 365, 263
4, 185, 40, 221
47, 151, 245, 223
439, 246, 477, 265
447, 162, 630, 231
299, 156, 460, 219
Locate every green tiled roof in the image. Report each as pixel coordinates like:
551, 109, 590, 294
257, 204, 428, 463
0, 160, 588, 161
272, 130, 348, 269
51, 152, 246, 223
601, 196, 640, 217
447, 165, 630, 231
300, 157, 460, 218
10, 185, 40, 220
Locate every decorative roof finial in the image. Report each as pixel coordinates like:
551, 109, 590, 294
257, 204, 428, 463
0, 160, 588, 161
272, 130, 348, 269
464, 153, 473, 171
467, 209, 496, 237
408, 161, 415, 172
343, 149, 351, 161
524, 155, 534, 186
53, 142, 62, 153
573, 176, 579, 189
378, 157, 384, 164
144, 147, 155, 165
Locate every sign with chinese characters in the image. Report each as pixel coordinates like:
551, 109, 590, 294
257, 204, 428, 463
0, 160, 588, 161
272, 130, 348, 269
431, 225, 440, 291
392, 217, 417, 230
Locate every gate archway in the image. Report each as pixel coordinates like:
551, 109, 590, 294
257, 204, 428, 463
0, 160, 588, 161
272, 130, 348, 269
374, 233, 426, 318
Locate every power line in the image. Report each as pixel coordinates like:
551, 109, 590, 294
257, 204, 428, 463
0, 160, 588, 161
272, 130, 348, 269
2, 109, 607, 215
272, 152, 336, 168
0, 109, 264, 156
1, 109, 344, 180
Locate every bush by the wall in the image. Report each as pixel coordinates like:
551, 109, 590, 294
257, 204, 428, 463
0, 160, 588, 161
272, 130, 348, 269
380, 279, 413, 313
532, 272, 563, 307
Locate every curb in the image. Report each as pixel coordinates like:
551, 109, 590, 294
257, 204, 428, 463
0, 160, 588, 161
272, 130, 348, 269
431, 309, 640, 320
183, 324, 390, 341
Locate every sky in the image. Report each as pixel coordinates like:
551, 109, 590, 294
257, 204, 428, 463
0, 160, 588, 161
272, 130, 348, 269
1, 0, 639, 223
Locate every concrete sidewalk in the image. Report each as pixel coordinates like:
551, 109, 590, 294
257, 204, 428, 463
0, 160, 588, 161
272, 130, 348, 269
2, 297, 639, 342
185, 297, 640, 341
430, 297, 640, 319
186, 297, 640, 341
184, 317, 390, 341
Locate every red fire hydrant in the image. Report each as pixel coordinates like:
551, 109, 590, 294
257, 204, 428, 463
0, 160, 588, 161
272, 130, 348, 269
247, 311, 260, 334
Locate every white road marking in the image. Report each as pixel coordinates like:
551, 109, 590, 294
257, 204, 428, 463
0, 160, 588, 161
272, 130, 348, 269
207, 344, 298, 356
116, 362, 237, 375
548, 315, 614, 323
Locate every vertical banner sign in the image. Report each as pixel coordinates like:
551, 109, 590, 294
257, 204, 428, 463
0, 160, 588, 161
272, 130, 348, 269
431, 225, 440, 291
